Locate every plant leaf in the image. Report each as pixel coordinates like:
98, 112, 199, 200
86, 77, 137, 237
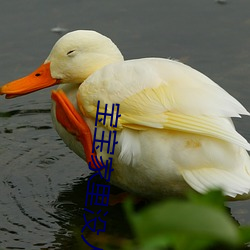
124, 198, 240, 249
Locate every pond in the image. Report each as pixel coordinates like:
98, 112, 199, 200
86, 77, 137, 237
0, 0, 250, 249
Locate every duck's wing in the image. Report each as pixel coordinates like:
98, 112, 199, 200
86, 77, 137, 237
78, 58, 250, 150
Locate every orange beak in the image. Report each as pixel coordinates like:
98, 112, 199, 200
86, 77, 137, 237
0, 62, 61, 98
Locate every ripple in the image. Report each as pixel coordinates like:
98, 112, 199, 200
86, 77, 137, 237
4, 128, 13, 133
0, 130, 87, 249
16, 125, 52, 130
39, 156, 59, 165
0, 227, 18, 235
51, 201, 79, 221
0, 109, 50, 118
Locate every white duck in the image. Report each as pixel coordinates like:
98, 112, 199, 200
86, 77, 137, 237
1, 30, 250, 199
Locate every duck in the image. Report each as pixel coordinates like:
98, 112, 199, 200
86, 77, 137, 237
1, 30, 250, 199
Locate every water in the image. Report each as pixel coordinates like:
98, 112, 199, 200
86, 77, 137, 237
1, 0, 250, 249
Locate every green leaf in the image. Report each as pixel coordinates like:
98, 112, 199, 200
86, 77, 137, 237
187, 189, 226, 209
124, 198, 241, 249
239, 226, 250, 243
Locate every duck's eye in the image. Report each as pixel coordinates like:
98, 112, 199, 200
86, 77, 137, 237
67, 50, 76, 56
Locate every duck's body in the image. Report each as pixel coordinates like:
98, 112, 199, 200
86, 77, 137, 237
52, 57, 250, 199
1, 30, 250, 199
52, 83, 193, 198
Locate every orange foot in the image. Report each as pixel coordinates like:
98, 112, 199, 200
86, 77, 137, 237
108, 192, 131, 206
51, 89, 104, 170
104, 192, 143, 206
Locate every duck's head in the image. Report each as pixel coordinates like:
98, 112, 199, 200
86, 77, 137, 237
0, 30, 124, 98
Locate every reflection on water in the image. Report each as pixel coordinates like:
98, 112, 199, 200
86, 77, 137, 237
1, 0, 250, 249
0, 109, 131, 249
0, 110, 88, 249
53, 176, 132, 250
